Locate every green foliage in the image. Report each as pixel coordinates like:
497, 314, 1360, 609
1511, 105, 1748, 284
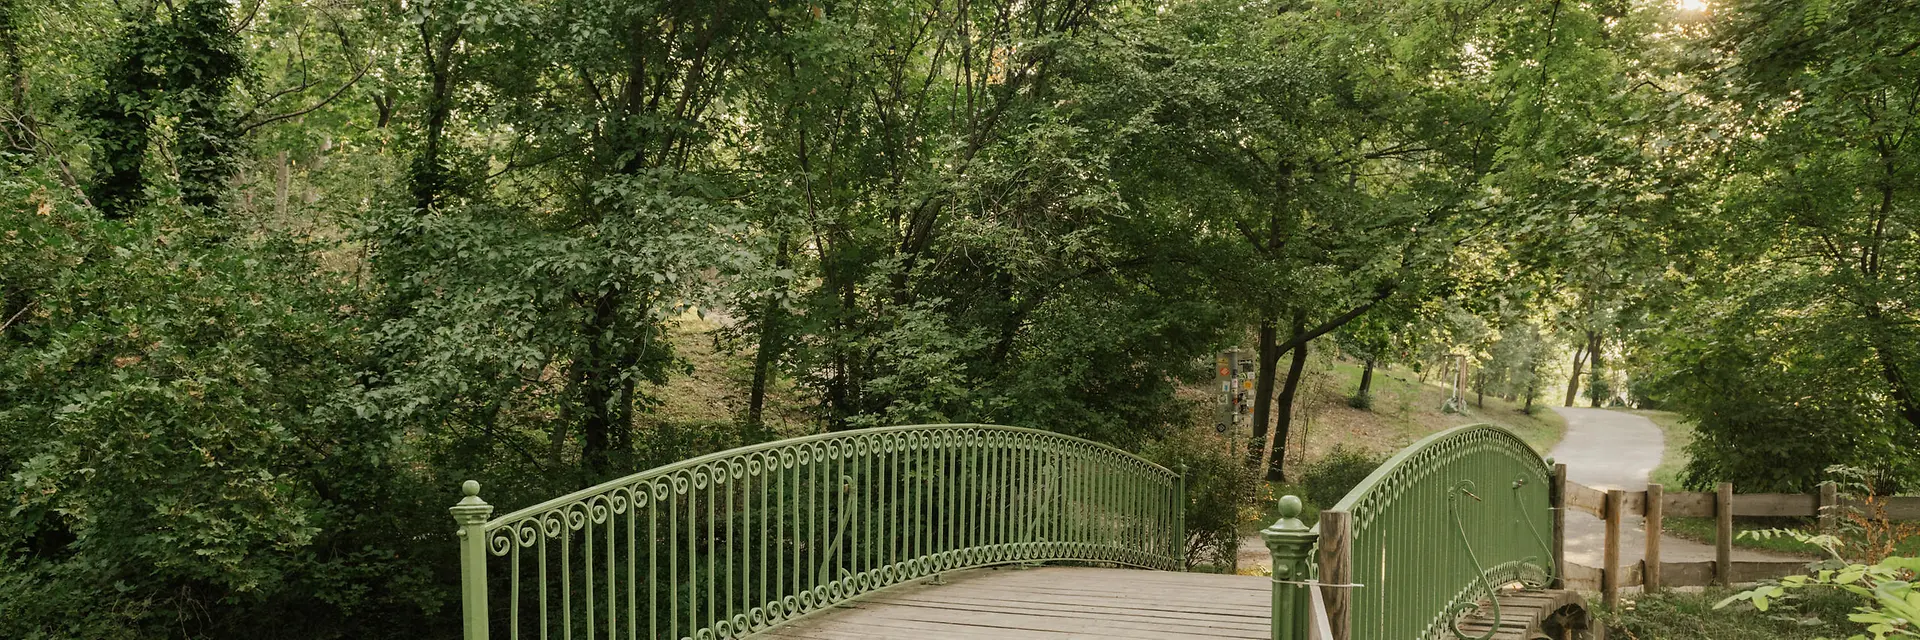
1624, 0, 1920, 491
1719, 553, 1920, 639
1601, 588, 1861, 640
10, 0, 1912, 634
1300, 446, 1385, 510
1144, 423, 1258, 571
0, 172, 441, 637
1650, 285, 1919, 492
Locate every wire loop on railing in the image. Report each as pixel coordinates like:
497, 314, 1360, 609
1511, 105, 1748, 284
1325, 424, 1554, 640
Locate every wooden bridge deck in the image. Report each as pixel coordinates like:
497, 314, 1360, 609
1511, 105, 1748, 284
757, 566, 1272, 639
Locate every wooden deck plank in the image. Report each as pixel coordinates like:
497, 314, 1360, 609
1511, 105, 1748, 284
752, 566, 1271, 639
866, 592, 1272, 624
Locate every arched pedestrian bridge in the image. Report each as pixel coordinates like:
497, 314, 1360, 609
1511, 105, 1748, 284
451, 424, 1590, 640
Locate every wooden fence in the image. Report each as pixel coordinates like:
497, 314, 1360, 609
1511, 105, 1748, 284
1549, 464, 1920, 606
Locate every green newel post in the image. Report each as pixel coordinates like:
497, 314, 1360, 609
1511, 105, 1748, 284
451, 480, 494, 640
1264, 495, 1315, 640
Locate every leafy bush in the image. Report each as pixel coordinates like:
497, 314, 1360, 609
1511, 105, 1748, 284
1347, 392, 1373, 410
1717, 468, 1920, 639
1641, 278, 1920, 493
1599, 588, 1860, 640
1145, 423, 1259, 571
1300, 446, 1385, 509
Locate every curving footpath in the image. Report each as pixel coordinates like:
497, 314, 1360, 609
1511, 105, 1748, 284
1547, 407, 1807, 567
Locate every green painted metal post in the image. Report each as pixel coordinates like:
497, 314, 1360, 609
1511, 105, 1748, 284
452, 480, 493, 640
1174, 464, 1188, 569
1264, 495, 1315, 640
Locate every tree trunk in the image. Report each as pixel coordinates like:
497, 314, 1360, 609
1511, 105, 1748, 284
411, 20, 463, 211
1524, 382, 1535, 413
1475, 369, 1485, 408
170, 0, 242, 214
1586, 332, 1604, 408
1357, 358, 1375, 399
745, 233, 791, 434
84, 12, 160, 219
1247, 317, 1281, 468
1563, 343, 1587, 407
1264, 316, 1311, 482
577, 290, 624, 475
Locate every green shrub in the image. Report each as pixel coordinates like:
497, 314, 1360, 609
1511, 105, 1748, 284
1301, 446, 1385, 508
1347, 392, 1373, 410
1599, 588, 1860, 640
1145, 423, 1259, 570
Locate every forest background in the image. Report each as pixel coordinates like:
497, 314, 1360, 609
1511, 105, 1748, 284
1, 0, 1916, 636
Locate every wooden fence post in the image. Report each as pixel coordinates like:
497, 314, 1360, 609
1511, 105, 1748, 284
1715, 482, 1733, 587
1819, 481, 1838, 534
1603, 489, 1623, 609
1552, 464, 1567, 590
1645, 484, 1663, 593
1317, 510, 1352, 640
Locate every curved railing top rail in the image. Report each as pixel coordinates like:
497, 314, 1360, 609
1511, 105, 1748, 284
1330, 423, 1550, 515
483, 423, 1178, 530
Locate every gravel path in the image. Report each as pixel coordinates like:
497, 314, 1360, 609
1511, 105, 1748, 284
1548, 407, 1806, 565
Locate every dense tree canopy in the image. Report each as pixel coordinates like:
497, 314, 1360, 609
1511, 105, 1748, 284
2, 0, 1914, 635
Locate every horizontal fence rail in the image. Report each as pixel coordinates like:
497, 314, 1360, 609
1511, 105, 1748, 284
1329, 424, 1556, 640
1560, 478, 1876, 600
452, 424, 1185, 640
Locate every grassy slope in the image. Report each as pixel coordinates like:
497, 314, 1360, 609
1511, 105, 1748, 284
1247, 358, 1568, 539
1295, 360, 1568, 460
1628, 409, 1696, 489
645, 311, 813, 434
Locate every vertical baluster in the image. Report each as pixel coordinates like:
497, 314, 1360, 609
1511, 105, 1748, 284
1100, 454, 1112, 551
726, 465, 736, 631
669, 482, 678, 640
563, 513, 574, 640
649, 490, 657, 640
985, 437, 998, 552
582, 507, 593, 639
794, 450, 803, 606
808, 445, 818, 603
866, 441, 874, 580
887, 437, 898, 573
1005, 439, 1016, 551
540, 525, 550, 640
962, 438, 974, 554
627, 490, 635, 640
976, 436, 987, 552
940, 436, 948, 557
776, 453, 786, 617
687, 476, 697, 640
760, 455, 769, 619
605, 500, 614, 640
1067, 449, 1078, 549
511, 539, 521, 640
707, 469, 716, 634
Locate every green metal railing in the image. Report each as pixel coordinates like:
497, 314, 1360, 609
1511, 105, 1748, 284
452, 423, 1185, 640
1268, 423, 1557, 640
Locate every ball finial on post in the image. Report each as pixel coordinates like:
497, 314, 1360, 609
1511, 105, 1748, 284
462, 480, 481, 497
1278, 494, 1302, 520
